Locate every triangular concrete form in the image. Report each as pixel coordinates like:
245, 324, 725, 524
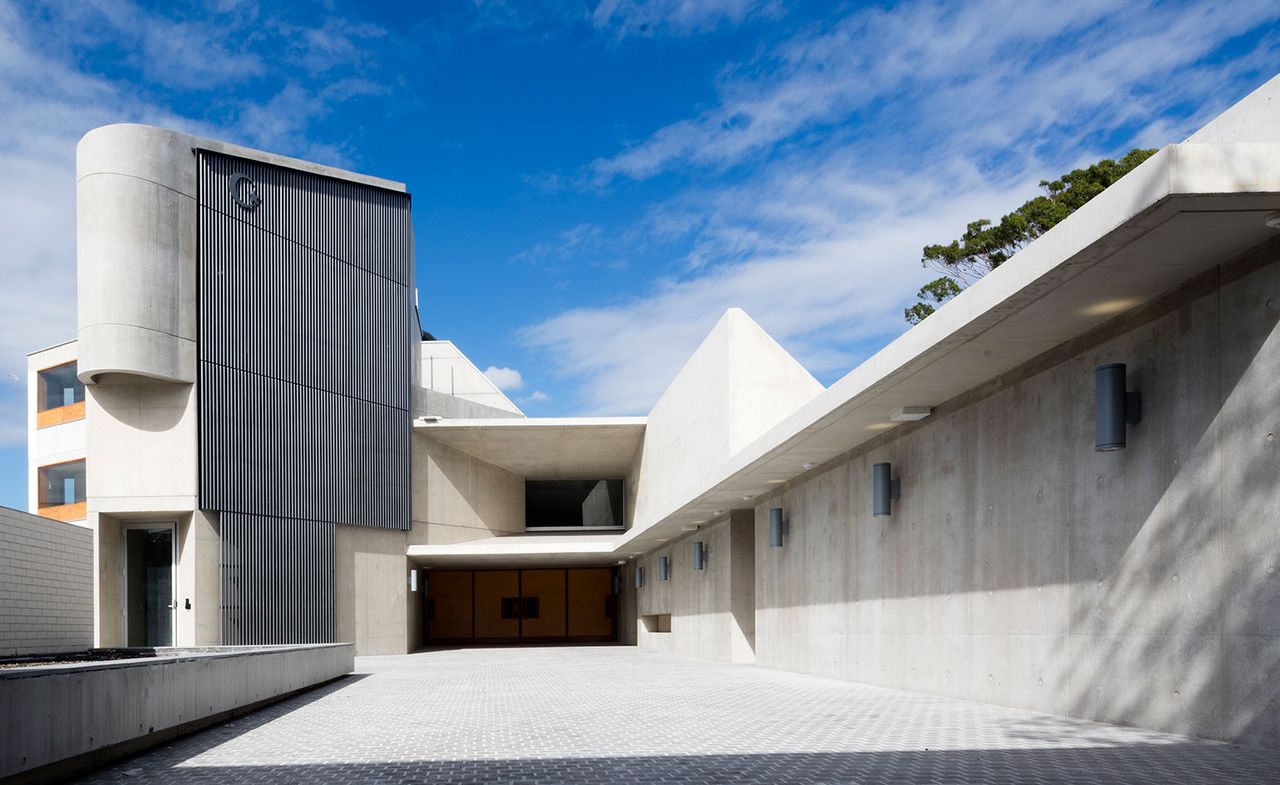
1186, 73, 1280, 144
630, 308, 824, 530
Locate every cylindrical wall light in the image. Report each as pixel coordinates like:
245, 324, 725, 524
635, 565, 645, 588
659, 556, 670, 581
872, 462, 901, 517
693, 541, 706, 570
769, 507, 789, 548
1095, 363, 1142, 451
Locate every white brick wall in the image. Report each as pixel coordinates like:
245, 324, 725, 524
0, 506, 93, 656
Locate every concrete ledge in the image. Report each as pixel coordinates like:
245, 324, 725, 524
0, 643, 354, 785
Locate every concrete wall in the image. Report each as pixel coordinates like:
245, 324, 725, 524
411, 435, 524, 544
414, 386, 524, 420
419, 341, 522, 414
91, 511, 219, 649
86, 375, 197, 514
636, 510, 755, 663
335, 526, 410, 655
742, 243, 1280, 749
0, 507, 93, 656
0, 644, 354, 783
628, 308, 822, 533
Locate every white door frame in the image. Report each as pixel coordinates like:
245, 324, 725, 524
120, 521, 178, 647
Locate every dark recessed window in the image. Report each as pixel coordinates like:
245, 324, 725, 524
525, 479, 624, 531
37, 362, 84, 412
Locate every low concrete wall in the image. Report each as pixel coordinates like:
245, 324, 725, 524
0, 507, 93, 656
0, 643, 354, 784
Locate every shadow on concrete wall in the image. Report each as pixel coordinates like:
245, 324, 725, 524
752, 248, 1280, 747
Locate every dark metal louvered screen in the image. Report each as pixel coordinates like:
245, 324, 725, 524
197, 150, 413, 529
197, 150, 413, 644
221, 513, 335, 644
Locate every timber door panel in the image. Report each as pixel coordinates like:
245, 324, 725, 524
474, 570, 520, 641
425, 571, 473, 642
422, 567, 617, 646
521, 569, 567, 639
567, 568, 615, 640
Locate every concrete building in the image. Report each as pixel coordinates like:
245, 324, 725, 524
23, 75, 1280, 749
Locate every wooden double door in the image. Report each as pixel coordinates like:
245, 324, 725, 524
425, 567, 617, 645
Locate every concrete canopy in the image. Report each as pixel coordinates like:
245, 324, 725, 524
407, 534, 626, 568
614, 76, 1280, 552
413, 417, 646, 479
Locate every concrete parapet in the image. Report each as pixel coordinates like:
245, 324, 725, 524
0, 643, 354, 784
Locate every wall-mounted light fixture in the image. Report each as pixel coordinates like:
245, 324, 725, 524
635, 565, 645, 588
1095, 363, 1142, 451
872, 462, 901, 517
769, 507, 790, 548
408, 570, 419, 592
659, 556, 671, 581
890, 406, 932, 422
693, 541, 706, 570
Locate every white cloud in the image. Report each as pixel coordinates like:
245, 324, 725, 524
525, 0, 1280, 416
526, 390, 550, 403
483, 366, 524, 391
522, 176, 1027, 414
591, 0, 1280, 183
591, 0, 780, 37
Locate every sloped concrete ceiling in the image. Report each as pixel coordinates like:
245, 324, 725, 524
629, 308, 823, 534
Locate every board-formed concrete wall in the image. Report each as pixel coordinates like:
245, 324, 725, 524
410, 435, 524, 545
747, 241, 1280, 749
0, 507, 93, 657
637, 511, 755, 662
335, 526, 411, 655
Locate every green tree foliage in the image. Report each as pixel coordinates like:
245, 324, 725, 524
904, 148, 1157, 324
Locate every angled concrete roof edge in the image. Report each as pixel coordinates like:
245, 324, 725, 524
419, 340, 525, 416
617, 139, 1280, 549
415, 416, 646, 429
78, 123, 406, 192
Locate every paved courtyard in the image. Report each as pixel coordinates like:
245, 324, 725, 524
74, 646, 1280, 784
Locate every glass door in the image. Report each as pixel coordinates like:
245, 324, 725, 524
124, 524, 176, 647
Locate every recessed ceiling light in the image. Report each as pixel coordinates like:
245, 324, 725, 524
802, 462, 814, 470
681, 524, 700, 532
767, 479, 786, 484
712, 510, 722, 516
741, 494, 753, 501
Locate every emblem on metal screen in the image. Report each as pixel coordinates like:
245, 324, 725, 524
229, 173, 262, 211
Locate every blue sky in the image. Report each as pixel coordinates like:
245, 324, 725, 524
0, 0, 1278, 510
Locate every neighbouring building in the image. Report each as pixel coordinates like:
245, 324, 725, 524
25, 75, 1280, 749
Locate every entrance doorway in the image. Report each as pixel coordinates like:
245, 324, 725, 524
424, 567, 617, 645
123, 523, 176, 647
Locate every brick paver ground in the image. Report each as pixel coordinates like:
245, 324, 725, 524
73, 646, 1280, 784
